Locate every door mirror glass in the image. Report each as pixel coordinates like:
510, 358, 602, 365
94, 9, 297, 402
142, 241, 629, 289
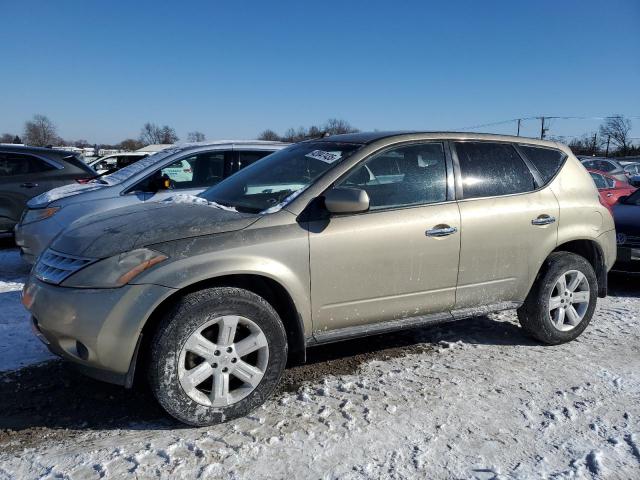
324, 187, 370, 214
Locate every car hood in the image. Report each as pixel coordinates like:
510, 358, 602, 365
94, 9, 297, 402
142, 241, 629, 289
49, 202, 259, 258
612, 203, 640, 237
28, 182, 106, 208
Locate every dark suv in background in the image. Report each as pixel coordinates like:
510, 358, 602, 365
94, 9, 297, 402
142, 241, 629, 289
0, 145, 96, 237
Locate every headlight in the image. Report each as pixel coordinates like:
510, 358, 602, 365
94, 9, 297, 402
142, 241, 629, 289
22, 207, 60, 225
62, 248, 168, 288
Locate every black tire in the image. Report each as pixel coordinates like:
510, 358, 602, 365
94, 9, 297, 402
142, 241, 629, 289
517, 252, 598, 345
148, 287, 288, 426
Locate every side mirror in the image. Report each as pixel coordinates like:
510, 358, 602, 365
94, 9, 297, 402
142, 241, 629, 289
324, 187, 370, 214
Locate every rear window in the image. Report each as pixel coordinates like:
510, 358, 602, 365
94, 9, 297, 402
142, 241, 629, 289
519, 145, 566, 184
454, 142, 536, 199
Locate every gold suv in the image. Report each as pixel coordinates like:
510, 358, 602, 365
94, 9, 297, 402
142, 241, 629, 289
23, 132, 616, 425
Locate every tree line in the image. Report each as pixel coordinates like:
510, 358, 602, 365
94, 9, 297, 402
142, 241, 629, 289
3, 114, 637, 157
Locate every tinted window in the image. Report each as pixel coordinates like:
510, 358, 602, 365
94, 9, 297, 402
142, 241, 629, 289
238, 151, 272, 170
455, 142, 536, 199
337, 143, 447, 210
519, 145, 566, 183
0, 152, 55, 177
590, 172, 607, 189
160, 151, 228, 189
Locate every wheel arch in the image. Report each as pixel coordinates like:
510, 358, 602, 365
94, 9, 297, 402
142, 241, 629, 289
552, 239, 607, 297
132, 273, 307, 387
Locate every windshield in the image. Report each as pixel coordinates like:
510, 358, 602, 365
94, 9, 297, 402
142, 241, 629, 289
199, 141, 363, 213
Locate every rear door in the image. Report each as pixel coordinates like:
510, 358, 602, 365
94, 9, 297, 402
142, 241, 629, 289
452, 142, 559, 311
0, 152, 62, 231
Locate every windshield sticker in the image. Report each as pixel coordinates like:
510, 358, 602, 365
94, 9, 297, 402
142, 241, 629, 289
305, 150, 342, 164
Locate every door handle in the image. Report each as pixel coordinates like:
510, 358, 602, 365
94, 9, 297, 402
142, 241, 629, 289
20, 182, 39, 188
531, 214, 556, 226
426, 225, 457, 237
606, 192, 613, 197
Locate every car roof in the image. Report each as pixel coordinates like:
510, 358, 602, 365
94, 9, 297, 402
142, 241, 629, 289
174, 140, 289, 150
0, 144, 81, 158
314, 131, 567, 149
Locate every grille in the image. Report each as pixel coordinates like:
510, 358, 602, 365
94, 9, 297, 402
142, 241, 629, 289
34, 249, 95, 285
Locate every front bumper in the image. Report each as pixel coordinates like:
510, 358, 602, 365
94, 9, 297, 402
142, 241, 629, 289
23, 277, 176, 385
14, 219, 62, 265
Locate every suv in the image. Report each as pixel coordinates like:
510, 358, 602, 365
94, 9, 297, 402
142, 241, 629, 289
0, 145, 95, 237
14, 141, 287, 263
22, 132, 616, 426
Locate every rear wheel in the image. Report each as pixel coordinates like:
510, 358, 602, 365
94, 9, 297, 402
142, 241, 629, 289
149, 287, 288, 426
518, 252, 597, 344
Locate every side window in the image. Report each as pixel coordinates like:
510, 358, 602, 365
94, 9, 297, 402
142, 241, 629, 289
0, 153, 55, 176
519, 145, 566, 184
597, 160, 615, 172
624, 164, 640, 176
238, 151, 272, 170
455, 142, 536, 199
160, 152, 227, 189
590, 172, 607, 189
337, 143, 447, 210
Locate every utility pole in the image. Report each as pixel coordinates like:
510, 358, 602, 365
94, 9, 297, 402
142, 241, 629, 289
540, 116, 546, 139
516, 119, 521, 136
592, 133, 597, 156
605, 136, 611, 157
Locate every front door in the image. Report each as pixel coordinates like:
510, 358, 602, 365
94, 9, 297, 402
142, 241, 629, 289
309, 142, 461, 333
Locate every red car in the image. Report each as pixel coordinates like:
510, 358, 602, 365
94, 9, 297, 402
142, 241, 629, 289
588, 169, 637, 207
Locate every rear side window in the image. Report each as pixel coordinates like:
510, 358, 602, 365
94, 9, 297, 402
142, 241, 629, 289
454, 142, 536, 199
519, 145, 566, 184
589, 172, 607, 189
0, 152, 56, 177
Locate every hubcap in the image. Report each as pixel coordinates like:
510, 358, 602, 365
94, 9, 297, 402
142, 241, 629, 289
548, 270, 590, 332
178, 315, 269, 407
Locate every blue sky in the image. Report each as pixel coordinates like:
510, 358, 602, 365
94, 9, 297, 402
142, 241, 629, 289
1, 0, 639, 144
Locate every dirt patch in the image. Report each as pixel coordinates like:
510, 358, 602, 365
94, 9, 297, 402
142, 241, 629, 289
0, 326, 440, 451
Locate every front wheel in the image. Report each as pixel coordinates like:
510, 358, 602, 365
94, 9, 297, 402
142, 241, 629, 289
149, 287, 288, 426
518, 252, 598, 345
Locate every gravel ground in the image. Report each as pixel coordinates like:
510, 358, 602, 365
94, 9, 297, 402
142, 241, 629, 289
0, 245, 639, 479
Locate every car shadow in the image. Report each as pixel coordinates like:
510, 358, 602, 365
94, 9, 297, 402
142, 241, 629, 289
0, 314, 537, 436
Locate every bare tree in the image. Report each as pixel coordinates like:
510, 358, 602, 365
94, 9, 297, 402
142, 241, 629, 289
23, 114, 59, 146
119, 138, 145, 151
568, 132, 601, 156
139, 123, 179, 145
599, 116, 632, 153
257, 129, 280, 141
187, 131, 206, 142
323, 118, 359, 135
0, 133, 14, 143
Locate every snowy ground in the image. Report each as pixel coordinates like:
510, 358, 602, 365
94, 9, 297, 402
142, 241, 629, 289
0, 245, 639, 479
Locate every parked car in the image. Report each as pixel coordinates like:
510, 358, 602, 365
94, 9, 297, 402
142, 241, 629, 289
0, 145, 96, 237
580, 157, 634, 183
22, 132, 616, 426
14, 141, 287, 263
88, 152, 151, 175
587, 169, 636, 207
611, 188, 640, 273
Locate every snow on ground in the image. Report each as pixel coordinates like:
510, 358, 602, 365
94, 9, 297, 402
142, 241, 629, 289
0, 249, 53, 372
0, 246, 639, 479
